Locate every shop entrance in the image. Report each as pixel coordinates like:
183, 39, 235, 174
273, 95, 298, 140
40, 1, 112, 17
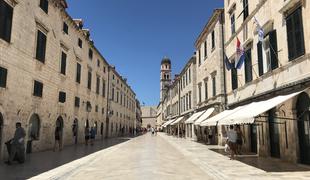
296, 92, 310, 165
250, 124, 257, 153
268, 108, 280, 158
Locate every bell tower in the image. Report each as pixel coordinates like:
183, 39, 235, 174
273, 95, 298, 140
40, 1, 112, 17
160, 57, 171, 102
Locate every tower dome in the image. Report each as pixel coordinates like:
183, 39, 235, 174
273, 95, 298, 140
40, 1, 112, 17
161, 57, 171, 65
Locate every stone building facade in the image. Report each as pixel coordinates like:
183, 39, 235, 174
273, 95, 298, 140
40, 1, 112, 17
141, 106, 157, 129
223, 0, 310, 164
194, 9, 226, 145
157, 0, 310, 166
0, 0, 138, 160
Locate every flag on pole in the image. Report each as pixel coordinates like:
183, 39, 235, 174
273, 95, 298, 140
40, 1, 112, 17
235, 37, 245, 69
224, 53, 232, 71
253, 16, 264, 42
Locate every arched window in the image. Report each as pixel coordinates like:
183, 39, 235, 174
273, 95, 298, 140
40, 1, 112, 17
29, 114, 40, 140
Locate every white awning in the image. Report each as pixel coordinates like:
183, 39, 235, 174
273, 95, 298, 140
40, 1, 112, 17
171, 116, 184, 125
184, 110, 206, 124
194, 108, 215, 125
200, 107, 243, 126
218, 91, 302, 125
162, 119, 175, 128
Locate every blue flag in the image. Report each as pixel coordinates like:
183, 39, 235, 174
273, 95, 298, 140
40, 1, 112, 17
224, 53, 232, 71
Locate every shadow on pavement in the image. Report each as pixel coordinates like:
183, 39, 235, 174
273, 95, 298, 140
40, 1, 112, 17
210, 148, 310, 172
0, 137, 131, 180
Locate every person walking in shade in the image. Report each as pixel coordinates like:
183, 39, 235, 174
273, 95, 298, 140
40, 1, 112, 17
54, 125, 62, 152
90, 127, 96, 146
236, 125, 244, 155
85, 126, 90, 146
5, 122, 26, 165
227, 125, 237, 160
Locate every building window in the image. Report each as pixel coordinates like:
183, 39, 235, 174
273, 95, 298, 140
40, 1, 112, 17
35, 30, 47, 63
88, 49, 93, 60
103, 66, 106, 73
257, 30, 278, 76
189, 91, 192, 109
0, 66, 8, 88
76, 63, 81, 83
204, 81, 208, 100
97, 59, 100, 67
186, 93, 189, 110
243, 0, 249, 21
212, 76, 216, 97
116, 91, 119, 103
0, 0, 13, 43
102, 80, 106, 97
198, 49, 201, 66
96, 76, 100, 94
231, 60, 238, 90
95, 105, 98, 112
33, 80, 43, 97
59, 91, 66, 103
112, 88, 115, 101
60, 52, 67, 75
230, 12, 235, 35
198, 83, 202, 103
63, 22, 68, 34
211, 31, 215, 49
286, 7, 305, 61
204, 40, 207, 58
102, 108, 104, 114
39, 0, 48, 13
87, 71, 92, 90
78, 38, 82, 48
74, 97, 80, 108
188, 68, 191, 83
244, 49, 252, 83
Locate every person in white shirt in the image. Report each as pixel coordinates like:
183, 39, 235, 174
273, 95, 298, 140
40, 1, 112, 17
227, 125, 237, 160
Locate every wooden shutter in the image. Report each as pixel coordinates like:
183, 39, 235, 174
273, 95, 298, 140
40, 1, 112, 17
0, 66, 8, 88
76, 63, 81, 83
36, 31, 47, 63
61, 52, 67, 75
0, 1, 13, 43
269, 30, 278, 70
257, 42, 264, 76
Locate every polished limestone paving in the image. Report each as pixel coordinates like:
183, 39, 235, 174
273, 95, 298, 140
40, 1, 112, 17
22, 133, 310, 179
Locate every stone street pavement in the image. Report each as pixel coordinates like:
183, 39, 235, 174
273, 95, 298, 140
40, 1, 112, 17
22, 133, 310, 179
0, 137, 130, 180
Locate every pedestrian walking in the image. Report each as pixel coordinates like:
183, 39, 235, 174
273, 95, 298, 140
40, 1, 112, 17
72, 121, 78, 145
54, 126, 62, 151
85, 126, 90, 146
208, 127, 213, 145
236, 125, 244, 155
227, 125, 237, 160
5, 122, 26, 165
151, 127, 155, 136
90, 127, 96, 146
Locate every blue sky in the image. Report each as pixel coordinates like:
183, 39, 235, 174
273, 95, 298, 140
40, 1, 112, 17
67, 0, 223, 106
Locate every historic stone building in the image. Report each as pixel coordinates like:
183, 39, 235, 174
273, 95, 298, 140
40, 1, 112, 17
193, 9, 226, 144
141, 106, 157, 129
0, 0, 138, 160
222, 0, 310, 164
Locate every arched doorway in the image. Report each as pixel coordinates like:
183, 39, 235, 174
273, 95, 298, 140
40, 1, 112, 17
94, 121, 98, 135
56, 116, 64, 142
73, 119, 78, 144
100, 122, 104, 136
27, 114, 40, 153
296, 92, 310, 165
0, 113, 3, 159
